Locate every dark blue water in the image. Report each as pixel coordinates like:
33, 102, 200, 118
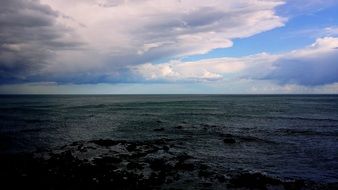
1, 95, 337, 183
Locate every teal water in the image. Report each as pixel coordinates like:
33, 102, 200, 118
0, 95, 338, 183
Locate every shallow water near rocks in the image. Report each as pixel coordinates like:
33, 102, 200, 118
0, 95, 338, 189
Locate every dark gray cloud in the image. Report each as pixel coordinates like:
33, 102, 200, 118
0, 0, 81, 84
265, 51, 338, 86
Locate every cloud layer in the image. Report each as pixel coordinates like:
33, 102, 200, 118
134, 37, 338, 86
0, 0, 337, 92
1, 0, 285, 84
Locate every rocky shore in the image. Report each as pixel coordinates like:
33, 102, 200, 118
1, 138, 337, 190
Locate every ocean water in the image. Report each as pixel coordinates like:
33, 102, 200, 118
0, 95, 338, 183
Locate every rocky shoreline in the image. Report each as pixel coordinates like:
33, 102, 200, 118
1, 138, 337, 190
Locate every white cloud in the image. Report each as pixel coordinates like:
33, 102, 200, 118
34, 0, 285, 78
311, 37, 338, 49
132, 56, 254, 81
133, 37, 338, 86
323, 27, 338, 36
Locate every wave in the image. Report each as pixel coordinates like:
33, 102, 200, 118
225, 114, 338, 122
277, 128, 338, 137
220, 133, 277, 144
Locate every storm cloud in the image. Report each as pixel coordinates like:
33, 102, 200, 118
0, 0, 81, 83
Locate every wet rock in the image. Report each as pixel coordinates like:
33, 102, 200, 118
149, 158, 167, 171
202, 182, 213, 187
216, 174, 226, 183
126, 144, 137, 152
148, 171, 166, 186
198, 170, 213, 178
1, 139, 335, 190
90, 139, 120, 147
228, 172, 282, 189
77, 144, 87, 152
198, 164, 209, 170
163, 145, 170, 151
175, 162, 195, 171
165, 177, 174, 184
126, 162, 143, 170
175, 153, 192, 162
283, 180, 307, 190
94, 156, 122, 164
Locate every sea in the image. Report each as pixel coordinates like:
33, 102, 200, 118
0, 95, 337, 184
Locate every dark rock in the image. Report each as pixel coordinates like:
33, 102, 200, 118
153, 128, 165, 132
175, 125, 183, 129
220, 133, 235, 138
175, 153, 192, 162
228, 172, 281, 189
199, 164, 209, 170
283, 179, 306, 190
149, 159, 167, 171
94, 156, 122, 165
198, 170, 213, 178
77, 144, 87, 152
202, 182, 212, 187
163, 145, 170, 151
148, 171, 166, 186
90, 139, 120, 147
216, 174, 226, 183
1, 139, 334, 190
223, 138, 236, 144
220, 133, 274, 144
165, 177, 174, 184
126, 144, 137, 152
201, 124, 218, 128
126, 162, 142, 170
175, 162, 195, 171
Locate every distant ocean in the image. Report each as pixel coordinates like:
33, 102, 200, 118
1, 95, 337, 189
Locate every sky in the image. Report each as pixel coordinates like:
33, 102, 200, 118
0, 0, 338, 94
